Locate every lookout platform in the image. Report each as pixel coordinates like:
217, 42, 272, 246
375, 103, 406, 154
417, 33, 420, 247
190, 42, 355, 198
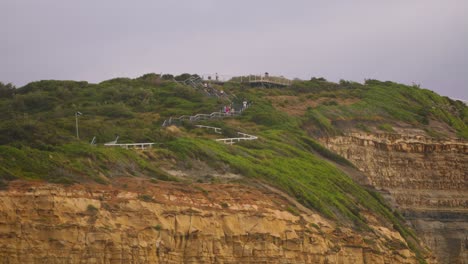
245, 75, 292, 87
201, 73, 292, 87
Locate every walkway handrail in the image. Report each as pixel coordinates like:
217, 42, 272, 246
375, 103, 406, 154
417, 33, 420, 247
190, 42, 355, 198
175, 75, 234, 99
237, 132, 258, 139
195, 125, 222, 134
162, 107, 247, 127
104, 142, 155, 150
242, 75, 292, 86
215, 132, 258, 145
191, 125, 258, 144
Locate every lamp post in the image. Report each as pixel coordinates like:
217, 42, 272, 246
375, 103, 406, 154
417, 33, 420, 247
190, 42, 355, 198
75, 111, 82, 139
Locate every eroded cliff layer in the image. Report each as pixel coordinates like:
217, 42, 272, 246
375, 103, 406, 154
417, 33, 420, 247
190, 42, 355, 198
0, 179, 422, 264
320, 133, 467, 264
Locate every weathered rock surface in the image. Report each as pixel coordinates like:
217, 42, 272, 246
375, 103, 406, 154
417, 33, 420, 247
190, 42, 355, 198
320, 133, 467, 264
0, 179, 423, 264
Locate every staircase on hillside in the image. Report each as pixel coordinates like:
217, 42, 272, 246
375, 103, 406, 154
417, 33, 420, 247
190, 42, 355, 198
162, 103, 250, 127
176, 76, 231, 99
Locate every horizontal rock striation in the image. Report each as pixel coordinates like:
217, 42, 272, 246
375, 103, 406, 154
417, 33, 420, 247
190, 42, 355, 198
320, 133, 467, 264
0, 179, 422, 264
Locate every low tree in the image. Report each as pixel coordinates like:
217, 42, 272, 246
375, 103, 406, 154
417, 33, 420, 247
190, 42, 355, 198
0, 82, 16, 98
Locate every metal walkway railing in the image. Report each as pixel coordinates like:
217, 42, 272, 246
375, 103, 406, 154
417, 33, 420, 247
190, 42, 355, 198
194, 126, 258, 145
162, 105, 249, 127
104, 142, 155, 150
195, 125, 222, 134
175, 76, 233, 99
215, 132, 258, 145
161, 84, 256, 144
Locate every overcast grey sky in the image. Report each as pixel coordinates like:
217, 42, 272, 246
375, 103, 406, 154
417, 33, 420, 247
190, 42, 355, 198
1, 0, 467, 99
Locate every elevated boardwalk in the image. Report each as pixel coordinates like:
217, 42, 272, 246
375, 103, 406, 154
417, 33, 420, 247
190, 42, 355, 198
244, 75, 292, 87
200, 74, 292, 87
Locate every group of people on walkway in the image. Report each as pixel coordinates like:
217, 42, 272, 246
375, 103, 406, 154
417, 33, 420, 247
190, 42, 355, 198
202, 82, 230, 98
222, 100, 249, 115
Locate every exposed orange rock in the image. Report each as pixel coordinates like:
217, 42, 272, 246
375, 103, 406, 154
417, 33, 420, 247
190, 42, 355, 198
320, 133, 467, 264
0, 179, 425, 263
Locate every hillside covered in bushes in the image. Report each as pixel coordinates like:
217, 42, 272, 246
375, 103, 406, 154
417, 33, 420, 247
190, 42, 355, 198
1, 73, 466, 262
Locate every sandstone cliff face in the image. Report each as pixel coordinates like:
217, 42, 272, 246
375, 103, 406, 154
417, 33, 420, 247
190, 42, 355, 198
320, 133, 467, 264
0, 179, 422, 264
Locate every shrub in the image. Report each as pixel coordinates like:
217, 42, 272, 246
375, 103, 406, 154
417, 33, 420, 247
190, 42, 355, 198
356, 123, 371, 133
377, 123, 394, 132
310, 223, 320, 230
174, 73, 193, 81
161, 74, 174, 80
137, 73, 161, 83
304, 109, 337, 136
0, 180, 8, 190
138, 194, 155, 202
301, 136, 355, 167
15, 92, 58, 112
87, 204, 99, 214
286, 205, 300, 216
96, 103, 134, 118
0, 82, 15, 98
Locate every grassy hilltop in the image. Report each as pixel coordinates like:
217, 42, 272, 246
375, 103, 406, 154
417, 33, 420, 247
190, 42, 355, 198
0, 74, 466, 262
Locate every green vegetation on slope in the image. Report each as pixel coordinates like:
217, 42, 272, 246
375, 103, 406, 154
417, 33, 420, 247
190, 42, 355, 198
255, 78, 467, 138
0, 143, 174, 185
2, 74, 462, 263
0, 75, 221, 146
321, 80, 466, 138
